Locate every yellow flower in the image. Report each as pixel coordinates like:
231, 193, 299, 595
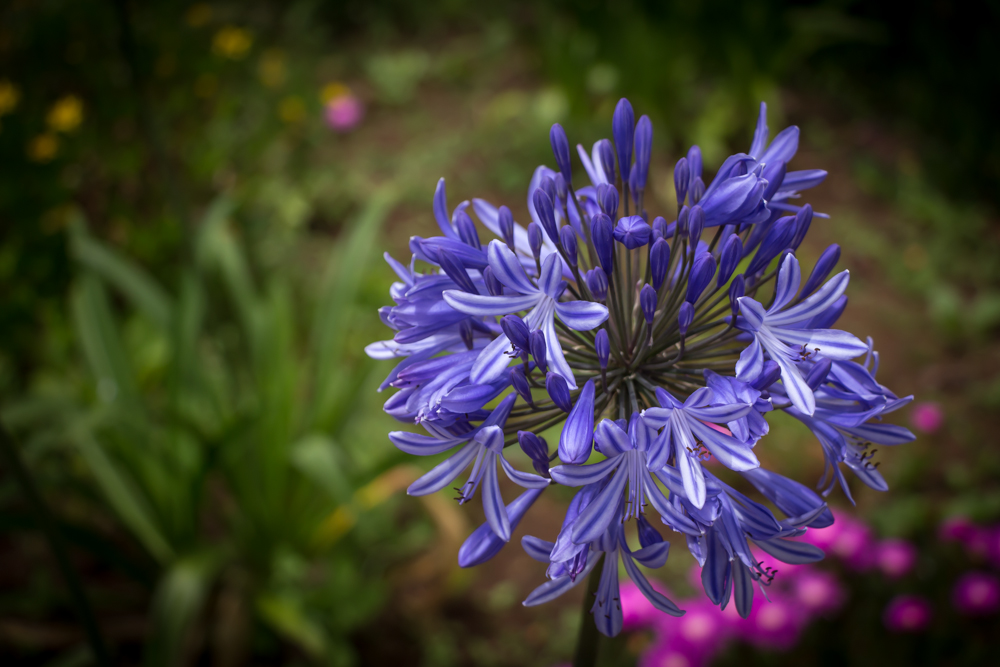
47, 95, 84, 133
212, 26, 252, 60
0, 80, 20, 115
186, 4, 212, 28
320, 82, 351, 103
279, 96, 306, 123
28, 134, 59, 162
258, 49, 286, 88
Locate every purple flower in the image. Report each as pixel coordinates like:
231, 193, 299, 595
792, 569, 846, 616
883, 595, 933, 632
952, 571, 1000, 616
876, 538, 918, 579
911, 401, 944, 433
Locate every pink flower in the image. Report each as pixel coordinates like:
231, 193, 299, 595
792, 569, 847, 616
876, 539, 918, 579
621, 581, 662, 632
952, 571, 1000, 616
805, 512, 874, 570
911, 402, 943, 433
325, 93, 364, 132
653, 600, 733, 659
883, 595, 932, 632
638, 643, 704, 667
939, 515, 976, 543
739, 598, 804, 650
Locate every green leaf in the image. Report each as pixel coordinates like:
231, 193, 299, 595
146, 552, 223, 667
256, 592, 328, 657
290, 434, 352, 505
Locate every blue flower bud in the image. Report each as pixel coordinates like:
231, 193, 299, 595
678, 301, 694, 338
596, 183, 619, 219
559, 379, 595, 463
761, 160, 787, 201
597, 138, 616, 184
500, 314, 530, 351
690, 176, 705, 204
483, 266, 503, 296
790, 203, 813, 250
591, 213, 615, 275
687, 205, 705, 243
636, 515, 664, 548
550, 123, 572, 185
498, 205, 515, 251
633, 115, 653, 191
800, 244, 841, 298
613, 98, 635, 184
459, 319, 474, 350
806, 358, 833, 390
729, 274, 745, 321
650, 238, 671, 290
559, 226, 578, 266
539, 176, 556, 203
717, 234, 743, 287
746, 215, 795, 276
751, 359, 781, 390
527, 222, 543, 265
677, 206, 690, 238
532, 188, 559, 245
454, 209, 481, 250
595, 329, 610, 370
457, 487, 544, 568
686, 251, 716, 303
640, 283, 657, 324
613, 215, 651, 249
529, 329, 547, 374
438, 248, 478, 294
651, 216, 667, 241
546, 372, 573, 412
510, 365, 533, 406
554, 172, 568, 202
687, 145, 702, 181
674, 157, 690, 206
518, 431, 550, 477
584, 268, 608, 301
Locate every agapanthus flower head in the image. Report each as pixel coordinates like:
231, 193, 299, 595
366, 98, 912, 638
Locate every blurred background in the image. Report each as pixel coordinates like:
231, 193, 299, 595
1, 1, 999, 665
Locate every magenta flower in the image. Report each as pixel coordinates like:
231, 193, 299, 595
805, 512, 874, 570
739, 598, 803, 650
325, 93, 364, 132
952, 571, 1000, 616
939, 515, 976, 543
910, 401, 943, 433
883, 594, 932, 632
876, 539, 918, 579
638, 643, 705, 667
620, 580, 664, 631
792, 570, 847, 616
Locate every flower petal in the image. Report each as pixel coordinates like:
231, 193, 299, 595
767, 270, 850, 326
407, 441, 481, 496
735, 337, 765, 383
470, 333, 515, 385
481, 457, 511, 541
771, 254, 801, 313
389, 430, 465, 456
559, 379, 596, 464
550, 456, 623, 486
689, 419, 761, 472
554, 300, 610, 331
443, 290, 540, 317
595, 418, 634, 456
538, 253, 564, 298
523, 553, 601, 606
737, 297, 767, 330
541, 311, 577, 389
572, 466, 630, 544
487, 239, 538, 294
458, 488, 544, 567
500, 455, 551, 489
772, 327, 869, 361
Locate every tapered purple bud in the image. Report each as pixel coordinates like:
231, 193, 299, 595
532, 188, 559, 245
729, 274, 745, 321
554, 173, 568, 202
595, 329, 610, 370
596, 183, 618, 219
510, 366, 533, 406
761, 160, 787, 201
459, 319, 474, 350
806, 358, 833, 390
650, 238, 671, 290
539, 176, 556, 203
518, 431, 550, 477
527, 222, 543, 265
550, 123, 572, 184
633, 115, 653, 191
686, 251, 716, 303
613, 98, 635, 184
746, 215, 796, 275
678, 302, 694, 338
674, 157, 690, 206
687, 205, 705, 243
636, 515, 664, 548
717, 234, 743, 287
483, 266, 503, 296
801, 244, 841, 299
687, 145, 703, 181
790, 203, 814, 250
651, 216, 667, 241
501, 314, 530, 351
597, 139, 616, 184
613, 215, 651, 249
751, 360, 781, 390
454, 209, 481, 250
640, 284, 657, 324
498, 205, 515, 250
559, 378, 595, 463
690, 176, 705, 204
529, 329, 547, 374
458, 487, 544, 567
559, 226, 578, 266
677, 206, 690, 238
585, 268, 608, 301
438, 249, 477, 294
546, 372, 573, 412
591, 213, 614, 274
